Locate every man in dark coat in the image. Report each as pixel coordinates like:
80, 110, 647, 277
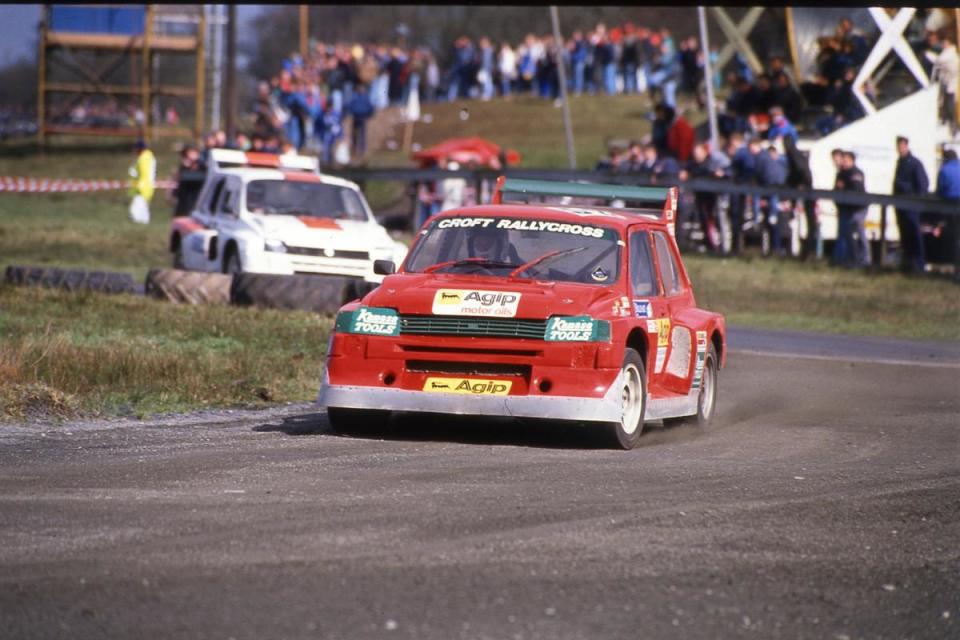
892, 136, 929, 274
835, 151, 869, 267
831, 148, 855, 267
727, 134, 759, 255
784, 135, 818, 260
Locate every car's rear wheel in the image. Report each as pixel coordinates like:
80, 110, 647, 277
665, 344, 719, 429
605, 348, 646, 450
326, 407, 391, 436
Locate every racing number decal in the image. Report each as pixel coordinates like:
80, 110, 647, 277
647, 318, 671, 374
646, 318, 670, 347
657, 319, 670, 347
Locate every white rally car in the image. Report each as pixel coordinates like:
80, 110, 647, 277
169, 149, 407, 287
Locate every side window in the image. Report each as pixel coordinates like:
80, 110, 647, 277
653, 232, 682, 296
203, 178, 225, 214
629, 231, 657, 297
216, 182, 237, 216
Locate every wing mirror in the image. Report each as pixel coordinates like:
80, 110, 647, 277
373, 259, 396, 276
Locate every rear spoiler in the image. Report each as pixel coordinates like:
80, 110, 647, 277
491, 176, 678, 233
208, 148, 319, 173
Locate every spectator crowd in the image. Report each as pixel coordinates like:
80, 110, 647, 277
156, 13, 960, 274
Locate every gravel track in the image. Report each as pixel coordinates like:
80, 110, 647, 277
1, 329, 958, 639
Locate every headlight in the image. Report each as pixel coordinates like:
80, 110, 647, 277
264, 239, 287, 253
544, 316, 611, 342
334, 306, 400, 336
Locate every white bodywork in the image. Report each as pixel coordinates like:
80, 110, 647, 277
798, 84, 942, 242
173, 153, 407, 283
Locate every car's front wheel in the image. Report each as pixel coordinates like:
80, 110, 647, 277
605, 348, 647, 449
172, 236, 185, 269
326, 407, 391, 436
223, 249, 242, 275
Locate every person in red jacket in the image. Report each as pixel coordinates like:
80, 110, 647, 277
666, 106, 695, 163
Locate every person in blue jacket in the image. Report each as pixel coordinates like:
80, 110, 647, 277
348, 84, 375, 157
756, 142, 790, 255
766, 106, 798, 143
937, 148, 960, 279
936, 148, 960, 201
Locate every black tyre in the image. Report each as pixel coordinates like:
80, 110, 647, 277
344, 279, 376, 303
665, 344, 719, 429
327, 407, 391, 436
223, 249, 242, 275
172, 238, 185, 269
230, 273, 352, 315
605, 348, 647, 450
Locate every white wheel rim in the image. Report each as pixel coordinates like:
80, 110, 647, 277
620, 364, 643, 435
700, 358, 715, 420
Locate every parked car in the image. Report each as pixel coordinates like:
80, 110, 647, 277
318, 178, 727, 449
168, 149, 407, 289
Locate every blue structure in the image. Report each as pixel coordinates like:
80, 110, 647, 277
49, 6, 146, 36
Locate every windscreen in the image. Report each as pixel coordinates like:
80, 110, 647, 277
405, 216, 621, 285
246, 180, 368, 221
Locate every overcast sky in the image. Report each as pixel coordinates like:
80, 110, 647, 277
0, 5, 268, 66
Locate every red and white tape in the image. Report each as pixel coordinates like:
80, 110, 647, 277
0, 177, 177, 193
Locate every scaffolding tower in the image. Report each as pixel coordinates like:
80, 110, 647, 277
37, 4, 205, 143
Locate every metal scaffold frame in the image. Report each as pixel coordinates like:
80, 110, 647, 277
37, 3, 206, 144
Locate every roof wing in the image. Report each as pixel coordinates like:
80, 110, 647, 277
208, 148, 319, 173
492, 176, 678, 231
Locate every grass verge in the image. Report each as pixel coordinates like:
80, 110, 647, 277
0, 138, 181, 281
684, 253, 960, 341
1, 103, 957, 420
0, 285, 330, 420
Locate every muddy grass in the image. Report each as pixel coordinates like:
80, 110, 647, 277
0, 285, 331, 420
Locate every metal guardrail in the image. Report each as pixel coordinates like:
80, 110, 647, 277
325, 167, 959, 216
176, 167, 956, 215
172, 165, 958, 274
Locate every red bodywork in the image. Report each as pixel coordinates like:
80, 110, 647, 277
412, 137, 522, 169
322, 199, 726, 421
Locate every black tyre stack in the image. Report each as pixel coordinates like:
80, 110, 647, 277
4, 265, 136, 295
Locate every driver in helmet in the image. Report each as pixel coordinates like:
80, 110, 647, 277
467, 225, 522, 264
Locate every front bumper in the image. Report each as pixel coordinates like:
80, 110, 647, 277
244, 251, 381, 281
317, 369, 625, 423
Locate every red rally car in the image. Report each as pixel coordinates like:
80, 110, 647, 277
318, 178, 726, 449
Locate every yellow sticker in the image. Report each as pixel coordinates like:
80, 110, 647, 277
423, 377, 513, 396
656, 318, 671, 347
433, 289, 464, 306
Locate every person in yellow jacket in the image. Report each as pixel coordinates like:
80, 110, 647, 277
128, 140, 156, 224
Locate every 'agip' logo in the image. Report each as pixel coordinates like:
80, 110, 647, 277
432, 289, 521, 317
423, 377, 512, 396
434, 290, 463, 305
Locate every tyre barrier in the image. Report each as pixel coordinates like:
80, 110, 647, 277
144, 268, 232, 305
230, 273, 357, 315
4, 265, 137, 294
